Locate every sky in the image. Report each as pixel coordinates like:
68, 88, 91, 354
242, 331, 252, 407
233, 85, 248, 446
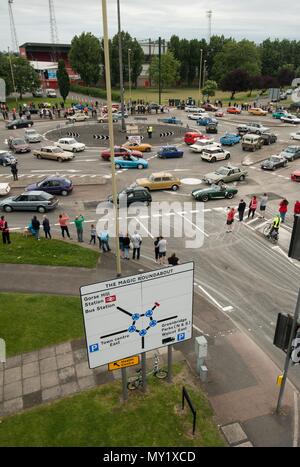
1, 0, 300, 51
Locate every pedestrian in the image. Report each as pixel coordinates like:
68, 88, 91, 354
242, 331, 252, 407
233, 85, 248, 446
158, 236, 167, 265
154, 237, 160, 262
248, 196, 257, 219
131, 231, 142, 260
89, 224, 96, 244
259, 193, 268, 219
294, 200, 300, 219
119, 233, 124, 258
31, 215, 40, 240
0, 215, 11, 244
11, 163, 18, 181
237, 199, 246, 221
279, 199, 289, 223
58, 213, 71, 239
74, 214, 85, 242
42, 215, 51, 239
168, 253, 179, 266
147, 125, 153, 139
226, 207, 235, 233
123, 233, 130, 259
100, 228, 110, 252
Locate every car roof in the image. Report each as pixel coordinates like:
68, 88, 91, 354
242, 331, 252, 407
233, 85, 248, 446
59, 138, 77, 142
42, 146, 62, 150
23, 190, 51, 196
151, 172, 174, 177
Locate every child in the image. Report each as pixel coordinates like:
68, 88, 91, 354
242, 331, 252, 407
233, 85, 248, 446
89, 224, 96, 244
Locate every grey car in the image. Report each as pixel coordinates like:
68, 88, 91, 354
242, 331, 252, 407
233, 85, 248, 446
0, 191, 59, 213
280, 146, 300, 161
203, 166, 248, 184
24, 129, 42, 143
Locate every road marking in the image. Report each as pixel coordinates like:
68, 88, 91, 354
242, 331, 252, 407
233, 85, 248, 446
192, 324, 210, 337
254, 220, 269, 230
222, 306, 234, 312
176, 212, 209, 238
134, 217, 154, 239
246, 217, 260, 225
196, 283, 224, 309
293, 392, 299, 448
162, 191, 191, 197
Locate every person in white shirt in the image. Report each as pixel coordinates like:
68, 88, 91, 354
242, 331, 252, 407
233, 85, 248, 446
158, 236, 167, 265
131, 231, 142, 260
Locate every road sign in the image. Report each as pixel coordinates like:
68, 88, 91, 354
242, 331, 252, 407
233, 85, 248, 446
160, 131, 174, 137
126, 135, 144, 143
93, 134, 109, 140
108, 356, 139, 371
269, 88, 280, 101
67, 132, 80, 138
80, 262, 194, 369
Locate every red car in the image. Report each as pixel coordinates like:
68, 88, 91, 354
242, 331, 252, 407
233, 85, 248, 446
215, 110, 224, 117
101, 146, 143, 161
291, 170, 300, 182
203, 103, 218, 112
227, 107, 241, 114
184, 132, 210, 145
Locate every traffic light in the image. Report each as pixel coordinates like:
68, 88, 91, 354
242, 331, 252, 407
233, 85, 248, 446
288, 215, 300, 261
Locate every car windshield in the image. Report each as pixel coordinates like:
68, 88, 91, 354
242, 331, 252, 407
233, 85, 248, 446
67, 139, 77, 144
211, 184, 220, 191
285, 148, 295, 153
14, 139, 25, 144
270, 157, 278, 162
26, 130, 36, 135
131, 156, 138, 161
215, 168, 229, 175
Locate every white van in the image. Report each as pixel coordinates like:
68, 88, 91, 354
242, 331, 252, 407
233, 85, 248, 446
46, 89, 57, 98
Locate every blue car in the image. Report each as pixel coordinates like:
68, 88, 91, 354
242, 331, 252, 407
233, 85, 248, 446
197, 117, 218, 126
25, 176, 73, 196
73, 104, 93, 111
158, 117, 182, 124
158, 146, 184, 159
220, 134, 241, 146
114, 155, 148, 169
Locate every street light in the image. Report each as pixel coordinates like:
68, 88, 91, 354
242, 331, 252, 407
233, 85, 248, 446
117, 0, 126, 132
203, 60, 207, 87
128, 48, 132, 104
198, 48, 203, 105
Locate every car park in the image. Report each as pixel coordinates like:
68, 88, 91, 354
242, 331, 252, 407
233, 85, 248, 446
97, 114, 118, 123
280, 146, 300, 161
192, 184, 238, 202
108, 187, 152, 207
24, 129, 42, 143
114, 155, 148, 170
272, 110, 288, 119
0, 183, 11, 196
136, 172, 181, 191
197, 116, 218, 126
67, 112, 89, 122
227, 107, 241, 114
6, 119, 33, 130
8, 138, 31, 154
157, 146, 184, 159
248, 107, 268, 116
260, 133, 277, 145
33, 146, 75, 162
291, 170, 300, 182
0, 191, 59, 213
189, 140, 218, 153
55, 138, 85, 153
281, 114, 300, 124
201, 147, 230, 162
291, 131, 300, 141
261, 155, 287, 170
206, 122, 218, 134
242, 134, 264, 151
220, 134, 241, 146
101, 147, 143, 161
25, 177, 73, 196
122, 142, 152, 152
0, 151, 17, 167
203, 166, 248, 184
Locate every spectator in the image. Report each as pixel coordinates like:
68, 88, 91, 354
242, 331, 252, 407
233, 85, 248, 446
99, 228, 110, 252
294, 200, 300, 218
154, 237, 160, 263
74, 215, 85, 242
123, 233, 131, 260
248, 196, 258, 219
158, 236, 167, 265
42, 215, 51, 239
168, 253, 179, 266
0, 215, 11, 244
89, 224, 96, 245
58, 213, 71, 239
238, 199, 246, 222
279, 199, 289, 223
131, 231, 142, 260
31, 215, 40, 240
11, 163, 18, 181
259, 193, 268, 219
226, 207, 236, 233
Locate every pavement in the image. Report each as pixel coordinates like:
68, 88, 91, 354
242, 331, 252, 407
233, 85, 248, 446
0, 252, 298, 447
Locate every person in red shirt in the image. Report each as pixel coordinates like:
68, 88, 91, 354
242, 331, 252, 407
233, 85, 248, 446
58, 213, 71, 239
294, 200, 300, 219
279, 199, 289, 223
248, 196, 258, 219
226, 207, 236, 233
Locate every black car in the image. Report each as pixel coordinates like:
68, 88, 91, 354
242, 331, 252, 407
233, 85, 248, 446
260, 133, 277, 145
108, 187, 152, 207
6, 119, 34, 130
206, 123, 218, 134
261, 155, 287, 170
0, 151, 17, 167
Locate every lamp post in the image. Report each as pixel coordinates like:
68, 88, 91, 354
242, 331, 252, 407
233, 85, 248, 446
128, 48, 132, 105
203, 60, 207, 88
198, 48, 203, 105
117, 0, 126, 132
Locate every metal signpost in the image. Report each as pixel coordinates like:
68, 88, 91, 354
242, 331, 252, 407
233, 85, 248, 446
0, 78, 6, 103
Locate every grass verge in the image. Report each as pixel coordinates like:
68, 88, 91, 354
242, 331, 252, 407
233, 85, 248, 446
0, 233, 99, 268
0, 293, 83, 357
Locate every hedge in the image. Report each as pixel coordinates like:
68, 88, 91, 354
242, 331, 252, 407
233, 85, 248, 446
70, 84, 120, 102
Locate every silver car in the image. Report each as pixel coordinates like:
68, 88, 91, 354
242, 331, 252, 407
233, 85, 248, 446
25, 129, 42, 143
0, 191, 59, 213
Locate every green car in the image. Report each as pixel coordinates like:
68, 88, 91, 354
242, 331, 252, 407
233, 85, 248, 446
272, 110, 288, 119
192, 184, 238, 202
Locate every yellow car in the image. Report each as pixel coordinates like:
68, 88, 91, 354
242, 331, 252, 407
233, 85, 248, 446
248, 107, 268, 116
122, 142, 152, 152
136, 172, 181, 191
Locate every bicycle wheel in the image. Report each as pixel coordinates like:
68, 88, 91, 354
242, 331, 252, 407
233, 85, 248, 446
154, 369, 168, 379
263, 224, 271, 236
127, 378, 141, 390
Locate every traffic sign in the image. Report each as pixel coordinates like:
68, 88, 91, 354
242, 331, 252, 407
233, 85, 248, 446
160, 131, 174, 137
93, 134, 109, 140
67, 132, 80, 138
80, 262, 194, 369
108, 356, 140, 371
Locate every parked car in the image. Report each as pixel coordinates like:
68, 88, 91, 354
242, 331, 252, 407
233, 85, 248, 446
0, 151, 17, 167
241, 134, 264, 151
261, 155, 287, 170
8, 137, 31, 154
201, 147, 230, 162
272, 110, 288, 119
32, 89, 43, 97
33, 146, 75, 162
220, 134, 241, 146
291, 170, 300, 182
67, 112, 89, 122
248, 107, 268, 116
192, 184, 238, 202
101, 147, 143, 161
281, 114, 300, 124
215, 110, 224, 117
197, 116, 218, 126
108, 187, 152, 207
122, 142, 152, 152
237, 122, 270, 135
24, 129, 42, 143
0, 183, 11, 196
189, 140, 218, 153
0, 191, 59, 213
114, 155, 148, 170
203, 166, 248, 184
157, 146, 184, 159
184, 132, 207, 145
55, 138, 85, 153
206, 123, 218, 134
291, 131, 300, 141
202, 103, 218, 112
6, 119, 33, 130
25, 177, 73, 196
280, 146, 300, 161
97, 114, 118, 123
46, 89, 57, 98
260, 133, 277, 145
227, 107, 241, 114
136, 172, 181, 191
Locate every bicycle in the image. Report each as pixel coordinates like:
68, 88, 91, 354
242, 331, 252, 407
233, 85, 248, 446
127, 354, 168, 390
263, 222, 279, 244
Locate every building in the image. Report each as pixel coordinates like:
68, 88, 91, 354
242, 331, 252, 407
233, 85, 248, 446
137, 39, 167, 87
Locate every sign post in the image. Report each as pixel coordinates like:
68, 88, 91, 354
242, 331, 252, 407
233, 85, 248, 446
0, 78, 6, 103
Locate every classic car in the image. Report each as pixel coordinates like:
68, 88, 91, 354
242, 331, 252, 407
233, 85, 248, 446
192, 184, 238, 202
136, 172, 181, 191
114, 155, 148, 170
197, 116, 218, 126
122, 142, 152, 152
281, 114, 300, 124
261, 155, 287, 170
203, 166, 248, 184
101, 147, 143, 161
220, 134, 241, 146
280, 146, 300, 161
227, 107, 241, 114
33, 146, 75, 162
248, 107, 268, 116
157, 146, 184, 159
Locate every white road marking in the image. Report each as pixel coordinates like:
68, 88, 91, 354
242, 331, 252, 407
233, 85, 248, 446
246, 217, 260, 225
192, 324, 210, 337
254, 220, 269, 230
134, 217, 154, 239
293, 392, 299, 448
222, 306, 234, 312
176, 211, 209, 238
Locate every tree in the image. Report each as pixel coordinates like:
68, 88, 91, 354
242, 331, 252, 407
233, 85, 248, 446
69, 33, 102, 86
11, 57, 40, 98
0, 54, 14, 95
202, 80, 218, 97
149, 51, 180, 91
277, 64, 295, 87
110, 32, 144, 87
220, 69, 251, 100
57, 59, 70, 102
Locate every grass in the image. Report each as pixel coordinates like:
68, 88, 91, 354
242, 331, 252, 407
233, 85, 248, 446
0, 293, 83, 357
0, 233, 99, 268
0, 366, 225, 447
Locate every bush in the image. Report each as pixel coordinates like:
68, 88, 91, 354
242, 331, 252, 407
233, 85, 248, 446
70, 84, 120, 102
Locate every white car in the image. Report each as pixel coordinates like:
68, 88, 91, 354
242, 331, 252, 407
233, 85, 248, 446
281, 114, 300, 124
67, 113, 89, 122
201, 147, 230, 162
0, 183, 11, 196
55, 138, 86, 153
185, 106, 206, 113
190, 140, 219, 153
188, 112, 209, 120
290, 131, 300, 141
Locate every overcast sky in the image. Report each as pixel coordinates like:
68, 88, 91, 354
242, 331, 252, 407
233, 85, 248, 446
1, 0, 300, 51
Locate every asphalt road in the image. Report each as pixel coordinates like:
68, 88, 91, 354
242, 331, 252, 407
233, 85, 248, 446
1, 107, 300, 388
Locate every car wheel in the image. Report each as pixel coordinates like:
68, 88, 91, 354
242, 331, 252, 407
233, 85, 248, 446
3, 162, 7, 167
13, 125, 17, 129
284, 161, 287, 167
57, 157, 63, 162
37, 154, 42, 159
37, 206, 46, 213
239, 175, 245, 181
256, 130, 260, 135
3, 205, 12, 212
137, 164, 144, 169
171, 185, 179, 191
146, 148, 151, 152
201, 195, 209, 202
61, 190, 68, 196
72, 148, 76, 152
115, 163, 121, 169
217, 180, 224, 185
225, 154, 230, 160
226, 192, 234, 199
211, 157, 216, 162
